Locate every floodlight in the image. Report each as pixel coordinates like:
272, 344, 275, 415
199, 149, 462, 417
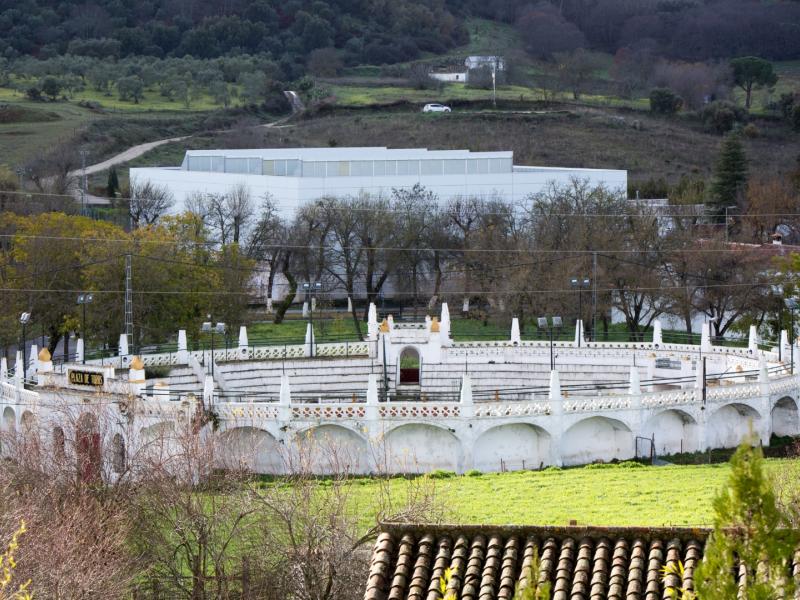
786, 298, 798, 310
552, 316, 563, 328
201, 322, 212, 333
19, 312, 30, 325
215, 322, 227, 334
537, 317, 548, 329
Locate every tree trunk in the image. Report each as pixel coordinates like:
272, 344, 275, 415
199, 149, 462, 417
273, 254, 296, 324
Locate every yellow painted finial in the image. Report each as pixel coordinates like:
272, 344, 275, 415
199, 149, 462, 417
379, 318, 389, 333
431, 317, 440, 332
38, 347, 51, 362
130, 356, 144, 370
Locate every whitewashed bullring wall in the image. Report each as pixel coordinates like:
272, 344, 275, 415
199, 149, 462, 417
1, 306, 798, 474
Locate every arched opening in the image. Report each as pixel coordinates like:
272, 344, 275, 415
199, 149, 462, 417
399, 347, 420, 385
641, 410, 700, 456
52, 427, 66, 462
139, 421, 178, 463
384, 424, 461, 473
3, 406, 15, 433
708, 403, 761, 449
111, 433, 126, 474
18, 411, 39, 455
561, 417, 634, 466
76, 413, 101, 483
298, 424, 369, 474
474, 424, 552, 472
219, 427, 283, 474
772, 397, 799, 437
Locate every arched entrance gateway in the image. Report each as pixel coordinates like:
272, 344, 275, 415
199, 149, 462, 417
398, 347, 421, 385
77, 413, 101, 482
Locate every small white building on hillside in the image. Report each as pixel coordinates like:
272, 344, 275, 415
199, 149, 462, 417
130, 147, 627, 217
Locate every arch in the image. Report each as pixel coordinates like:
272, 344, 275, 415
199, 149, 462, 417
52, 426, 66, 461
561, 417, 634, 466
3, 406, 15, 432
641, 410, 700, 456
219, 427, 283, 474
297, 424, 369, 474
474, 423, 552, 472
771, 396, 799, 437
139, 421, 178, 462
76, 413, 101, 482
383, 423, 461, 473
398, 347, 421, 385
20, 410, 35, 433
111, 433, 126, 474
708, 403, 762, 449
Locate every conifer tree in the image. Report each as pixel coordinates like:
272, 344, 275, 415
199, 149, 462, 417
694, 441, 798, 599
709, 134, 747, 222
106, 166, 119, 199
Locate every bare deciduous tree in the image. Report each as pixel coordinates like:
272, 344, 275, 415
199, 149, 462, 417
129, 177, 175, 227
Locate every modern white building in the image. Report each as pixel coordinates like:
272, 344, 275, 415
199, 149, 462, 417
130, 147, 627, 217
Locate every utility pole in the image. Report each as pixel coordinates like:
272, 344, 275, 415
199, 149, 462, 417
592, 251, 598, 342
124, 254, 133, 351
79, 149, 89, 212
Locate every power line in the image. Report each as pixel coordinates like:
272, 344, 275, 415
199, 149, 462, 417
0, 232, 794, 254
0, 281, 775, 296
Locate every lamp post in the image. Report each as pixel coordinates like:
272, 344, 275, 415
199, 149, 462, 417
201, 317, 226, 378
786, 298, 797, 374
19, 312, 30, 382
303, 282, 322, 358
537, 316, 563, 370
77, 293, 93, 364
570, 277, 591, 345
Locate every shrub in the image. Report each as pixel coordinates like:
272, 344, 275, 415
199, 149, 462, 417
649, 87, 682, 115
616, 461, 644, 469
429, 469, 456, 479
701, 100, 746, 134
543, 465, 562, 472
742, 123, 760, 138
464, 469, 482, 477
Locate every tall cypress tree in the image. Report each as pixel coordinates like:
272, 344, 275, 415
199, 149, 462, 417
106, 166, 120, 199
709, 133, 747, 222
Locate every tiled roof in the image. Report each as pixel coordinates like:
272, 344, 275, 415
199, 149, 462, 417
363, 523, 797, 600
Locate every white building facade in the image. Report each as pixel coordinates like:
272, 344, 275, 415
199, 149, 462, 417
130, 147, 628, 217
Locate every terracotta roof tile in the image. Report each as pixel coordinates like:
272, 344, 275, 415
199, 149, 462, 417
364, 525, 722, 600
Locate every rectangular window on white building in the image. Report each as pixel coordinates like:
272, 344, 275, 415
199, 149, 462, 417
248, 158, 262, 174
327, 161, 350, 176
489, 158, 510, 174
303, 162, 325, 177
188, 156, 212, 172
467, 158, 489, 174
443, 159, 465, 175
225, 158, 248, 174
421, 160, 443, 176
350, 161, 373, 177
396, 160, 419, 176
211, 156, 225, 172
286, 160, 301, 176
263, 160, 275, 176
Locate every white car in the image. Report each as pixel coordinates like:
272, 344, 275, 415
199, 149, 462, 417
422, 103, 451, 113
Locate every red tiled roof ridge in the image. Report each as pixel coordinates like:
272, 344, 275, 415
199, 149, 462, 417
379, 521, 713, 542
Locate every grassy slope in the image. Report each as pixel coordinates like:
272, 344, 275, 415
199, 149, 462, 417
250, 110, 797, 185
354, 459, 800, 528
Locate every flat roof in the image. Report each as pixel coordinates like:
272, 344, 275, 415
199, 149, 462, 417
183, 147, 514, 161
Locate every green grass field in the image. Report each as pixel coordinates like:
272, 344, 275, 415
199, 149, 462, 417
348, 459, 800, 529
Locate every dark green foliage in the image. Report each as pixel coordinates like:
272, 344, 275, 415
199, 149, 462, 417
709, 133, 747, 219
701, 100, 746, 134
106, 167, 119, 198
731, 56, 779, 109
40, 76, 61, 101
649, 88, 682, 115
0, 0, 467, 68
694, 442, 798, 599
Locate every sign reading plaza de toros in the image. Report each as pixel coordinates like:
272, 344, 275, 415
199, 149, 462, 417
68, 369, 105, 387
